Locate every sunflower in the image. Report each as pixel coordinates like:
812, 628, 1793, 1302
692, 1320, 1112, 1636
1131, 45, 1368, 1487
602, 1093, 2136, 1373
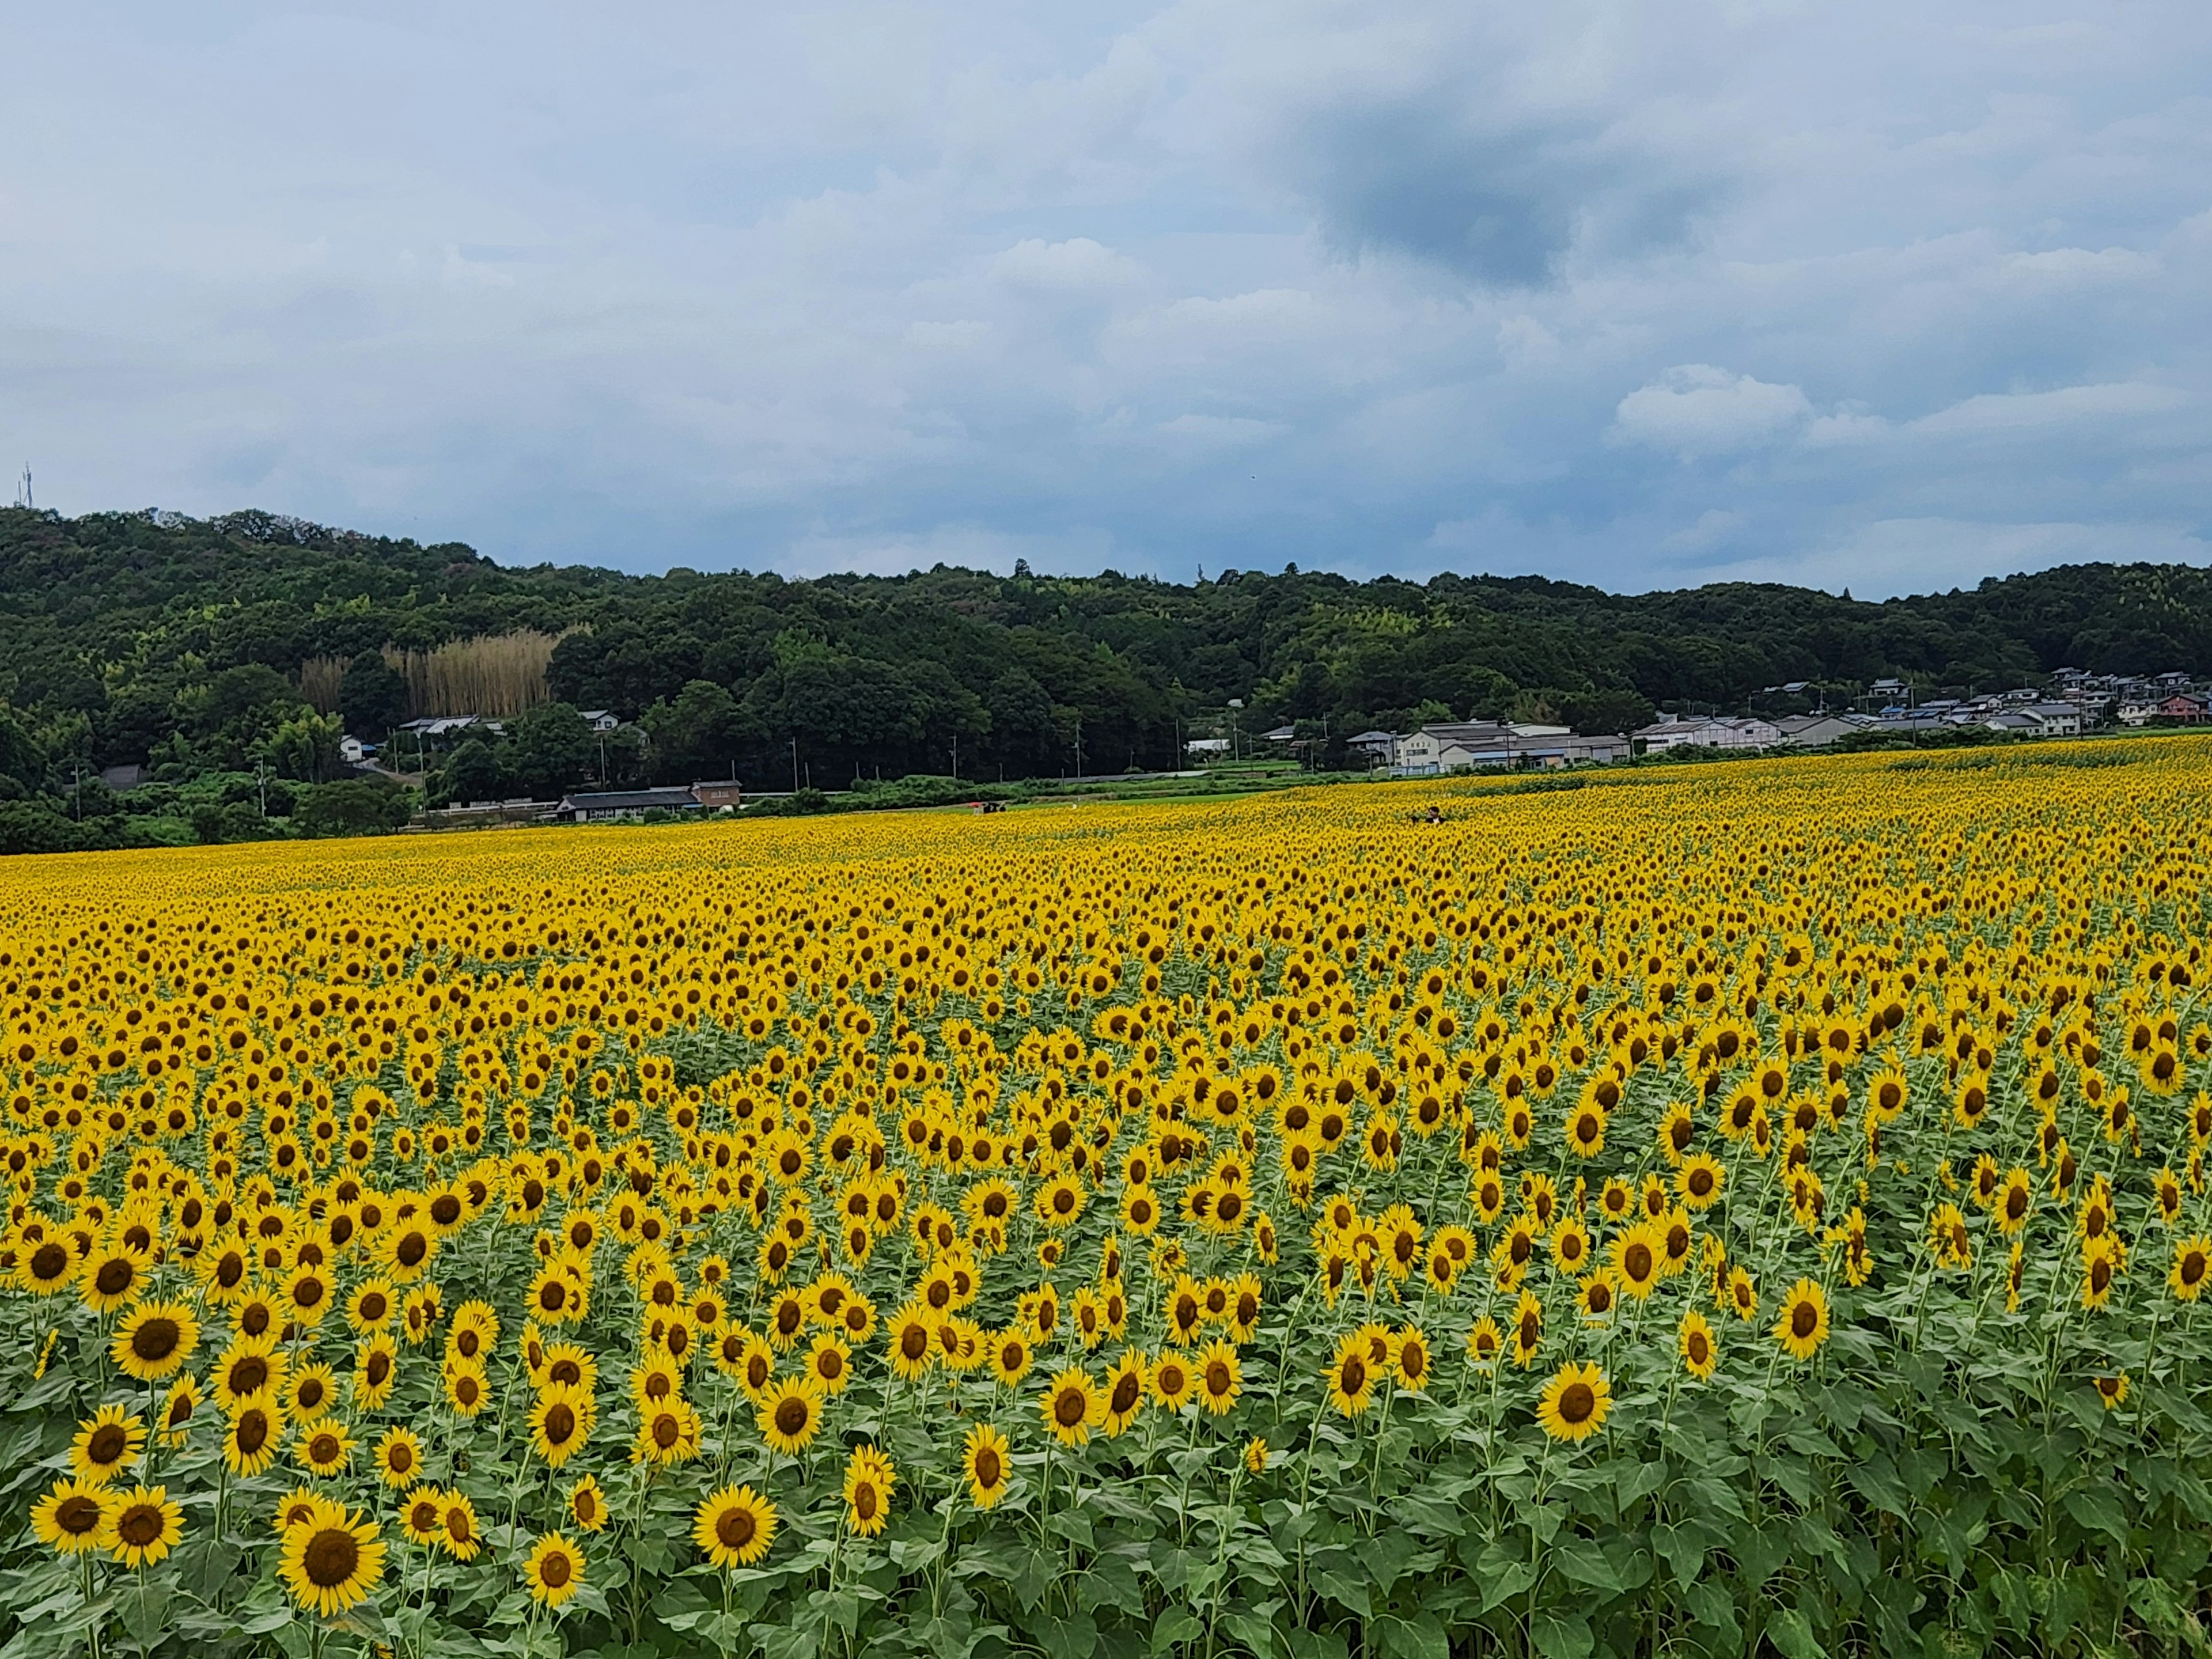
279, 1497, 387, 1617
1577, 1271, 1618, 1322
2172, 1236, 2212, 1301
694, 1483, 778, 1566
18, 1236, 79, 1296
30, 1478, 107, 1555
804, 1331, 853, 1395
843, 1445, 897, 1537
1195, 1339, 1243, 1415
71, 1406, 146, 1487
1464, 1315, 1503, 1371
1610, 1222, 1664, 1298
1724, 1266, 1758, 1323
213, 1334, 287, 1411
962, 1423, 1012, 1509
1151, 1348, 1195, 1411
523, 1532, 585, 1608
988, 1329, 1035, 1388
1550, 1218, 1593, 1277
756, 1378, 825, 1456
567, 1474, 608, 1533
78, 1241, 149, 1313
1772, 1277, 1830, 1359
1040, 1366, 1103, 1446
2096, 1373, 2130, 1411
1678, 1310, 1718, 1380
112, 1300, 199, 1382
400, 1486, 446, 1548
345, 1277, 396, 1332
1101, 1350, 1149, 1435
373, 1427, 425, 1489
296, 1422, 354, 1478
445, 1359, 491, 1417
1509, 1289, 1544, 1369
352, 1332, 399, 1410
104, 1484, 183, 1569
887, 1303, 935, 1382
1675, 1153, 1725, 1211
1393, 1324, 1433, 1391
158, 1377, 200, 1446
1535, 1361, 1612, 1442
530, 1385, 594, 1467
224, 1399, 284, 1477
1325, 1332, 1375, 1416
438, 1491, 482, 1560
635, 1396, 703, 1465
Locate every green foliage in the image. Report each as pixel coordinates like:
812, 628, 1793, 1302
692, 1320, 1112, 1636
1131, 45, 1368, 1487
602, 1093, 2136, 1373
293, 777, 412, 837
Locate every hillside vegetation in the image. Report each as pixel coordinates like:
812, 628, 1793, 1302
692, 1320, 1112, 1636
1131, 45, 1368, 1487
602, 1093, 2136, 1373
3, 505, 2211, 836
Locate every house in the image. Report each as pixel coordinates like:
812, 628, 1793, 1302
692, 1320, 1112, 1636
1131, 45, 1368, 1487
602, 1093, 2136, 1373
339, 736, 374, 765
2025, 703, 2082, 737
1772, 714, 1863, 748
1984, 712, 2043, 735
1184, 737, 1231, 758
691, 780, 745, 810
99, 763, 149, 791
1393, 722, 1628, 774
2119, 700, 2160, 728
1259, 725, 1298, 745
1395, 722, 1517, 774
2158, 694, 2208, 725
1346, 730, 1400, 766
552, 787, 702, 823
580, 710, 621, 734
1633, 715, 1782, 752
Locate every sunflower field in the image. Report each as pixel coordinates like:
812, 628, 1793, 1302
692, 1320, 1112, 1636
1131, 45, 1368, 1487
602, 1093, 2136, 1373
6, 743, 2212, 1659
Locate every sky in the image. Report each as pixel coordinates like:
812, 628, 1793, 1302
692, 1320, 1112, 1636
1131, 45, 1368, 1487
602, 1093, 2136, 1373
2, 2, 2208, 596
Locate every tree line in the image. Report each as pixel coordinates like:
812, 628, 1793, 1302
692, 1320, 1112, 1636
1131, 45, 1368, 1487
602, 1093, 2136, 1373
5, 503, 2211, 849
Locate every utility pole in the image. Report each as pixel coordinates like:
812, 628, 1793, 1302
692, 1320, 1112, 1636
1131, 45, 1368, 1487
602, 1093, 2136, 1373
1074, 715, 1082, 781
790, 737, 799, 793
71, 759, 82, 819
949, 731, 959, 780
256, 759, 268, 817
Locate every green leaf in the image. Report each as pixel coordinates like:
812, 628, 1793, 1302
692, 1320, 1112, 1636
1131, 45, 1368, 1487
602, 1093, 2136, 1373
1150, 1607, 1204, 1654
1528, 1608, 1594, 1659
1551, 1536, 1626, 1593
1767, 1607, 1826, 1659
1373, 1611, 1449, 1659
1652, 1521, 1704, 1588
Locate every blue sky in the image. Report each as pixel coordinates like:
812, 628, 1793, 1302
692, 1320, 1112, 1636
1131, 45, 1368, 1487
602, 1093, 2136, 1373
2, 2, 2207, 594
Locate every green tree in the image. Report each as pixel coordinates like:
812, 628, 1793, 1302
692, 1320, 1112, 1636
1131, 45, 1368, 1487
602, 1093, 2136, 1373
294, 778, 411, 837
338, 652, 408, 740
435, 739, 509, 806
505, 703, 596, 798
262, 709, 346, 782
641, 681, 743, 783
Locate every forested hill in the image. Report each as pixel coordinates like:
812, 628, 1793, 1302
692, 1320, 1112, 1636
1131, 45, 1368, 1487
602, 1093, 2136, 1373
6, 504, 2212, 783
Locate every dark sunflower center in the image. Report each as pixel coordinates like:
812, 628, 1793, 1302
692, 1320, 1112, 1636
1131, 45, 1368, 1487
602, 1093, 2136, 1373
539, 1550, 572, 1588
304, 1527, 360, 1587
130, 1315, 179, 1364
1558, 1383, 1594, 1423
88, 1424, 127, 1464
117, 1504, 162, 1546
775, 1398, 809, 1435
546, 1404, 576, 1441
58, 1494, 102, 1534
96, 1259, 135, 1297
717, 1507, 756, 1548
1791, 1303, 1819, 1339
1054, 1388, 1087, 1427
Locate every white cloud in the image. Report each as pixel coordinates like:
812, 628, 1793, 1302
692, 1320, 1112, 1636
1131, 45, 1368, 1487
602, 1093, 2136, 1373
1609, 365, 1813, 460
